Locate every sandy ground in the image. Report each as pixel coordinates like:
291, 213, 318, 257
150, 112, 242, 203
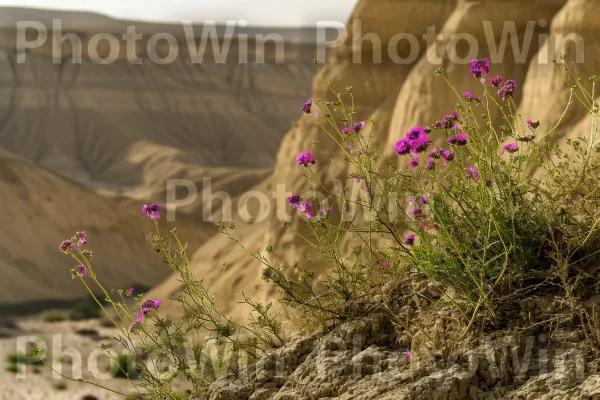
0, 316, 149, 400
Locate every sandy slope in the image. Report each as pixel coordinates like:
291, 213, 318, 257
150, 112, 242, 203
0, 148, 217, 305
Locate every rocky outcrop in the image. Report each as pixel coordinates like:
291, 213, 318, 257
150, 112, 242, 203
198, 314, 600, 400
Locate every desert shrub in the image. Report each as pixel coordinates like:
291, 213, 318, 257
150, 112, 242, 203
69, 301, 102, 321
7, 351, 44, 365
39, 55, 600, 399
41, 309, 67, 322
5, 364, 20, 374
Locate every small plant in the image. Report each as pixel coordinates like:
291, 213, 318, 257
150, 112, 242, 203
5, 363, 20, 373
41, 309, 67, 322
107, 354, 141, 380
7, 351, 44, 365
69, 301, 101, 321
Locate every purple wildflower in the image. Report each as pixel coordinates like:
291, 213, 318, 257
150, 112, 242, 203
355, 178, 361, 183
448, 133, 468, 146
441, 150, 455, 161
498, 79, 516, 101
296, 152, 316, 167
140, 298, 161, 314
490, 76, 504, 88
72, 264, 88, 279
381, 262, 391, 269
425, 157, 436, 170
342, 127, 350, 134
134, 312, 144, 324
436, 111, 460, 129
301, 99, 313, 114
128, 288, 134, 294
395, 138, 411, 155
75, 231, 87, 246
408, 208, 422, 218
423, 126, 432, 134
59, 239, 75, 254
288, 195, 302, 208
421, 195, 429, 205
410, 136, 432, 154
405, 353, 412, 361
142, 204, 162, 219
501, 143, 519, 155
328, 207, 334, 213
404, 234, 415, 246
470, 58, 490, 79
408, 158, 420, 169
352, 121, 366, 133
429, 149, 442, 159
407, 127, 423, 140
467, 166, 481, 181
299, 201, 313, 219
463, 91, 482, 103
527, 120, 540, 129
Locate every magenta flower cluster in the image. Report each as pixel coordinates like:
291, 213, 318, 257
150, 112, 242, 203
142, 204, 162, 219
501, 143, 519, 155
434, 111, 459, 130
395, 126, 432, 156
288, 195, 314, 219
490, 76, 516, 101
59, 231, 87, 254
467, 166, 481, 181
133, 298, 162, 325
301, 99, 313, 114
72, 264, 88, 279
463, 92, 482, 103
296, 152, 316, 167
353, 121, 366, 133
448, 133, 468, 146
470, 58, 490, 80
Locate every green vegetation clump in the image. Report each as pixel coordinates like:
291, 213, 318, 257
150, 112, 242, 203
6, 351, 44, 365
41, 309, 68, 322
5, 364, 20, 374
69, 301, 102, 321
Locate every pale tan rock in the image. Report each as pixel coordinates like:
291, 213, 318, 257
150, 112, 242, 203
517, 0, 600, 143
386, 0, 565, 154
